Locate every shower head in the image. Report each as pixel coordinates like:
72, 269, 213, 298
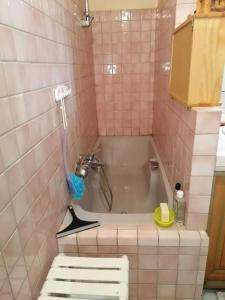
88, 15, 94, 24
81, 0, 94, 27
81, 15, 94, 27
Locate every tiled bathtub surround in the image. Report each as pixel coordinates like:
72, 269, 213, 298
153, 0, 221, 230
185, 109, 221, 229
0, 0, 98, 299
92, 9, 156, 136
154, 0, 190, 219
57, 227, 209, 300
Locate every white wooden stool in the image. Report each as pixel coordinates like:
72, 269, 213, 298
38, 254, 129, 300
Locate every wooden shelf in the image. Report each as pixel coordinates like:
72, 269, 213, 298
169, 15, 225, 107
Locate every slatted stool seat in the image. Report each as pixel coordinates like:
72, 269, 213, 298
38, 254, 129, 300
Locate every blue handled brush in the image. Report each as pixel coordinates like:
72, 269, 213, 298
66, 172, 85, 200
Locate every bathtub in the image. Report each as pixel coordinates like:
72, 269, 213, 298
71, 136, 173, 225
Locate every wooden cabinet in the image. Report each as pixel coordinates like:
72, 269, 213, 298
205, 172, 225, 288
196, 0, 225, 14
169, 15, 225, 107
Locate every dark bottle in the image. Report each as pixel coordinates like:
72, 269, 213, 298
173, 182, 181, 210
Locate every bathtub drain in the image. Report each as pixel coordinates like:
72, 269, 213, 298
120, 211, 128, 214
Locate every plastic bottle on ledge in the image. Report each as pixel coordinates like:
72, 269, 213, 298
174, 190, 185, 224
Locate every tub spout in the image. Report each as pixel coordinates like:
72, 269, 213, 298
89, 156, 104, 168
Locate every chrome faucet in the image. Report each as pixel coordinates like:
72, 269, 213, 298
75, 154, 104, 177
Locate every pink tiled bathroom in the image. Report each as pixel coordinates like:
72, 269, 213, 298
0, 0, 225, 299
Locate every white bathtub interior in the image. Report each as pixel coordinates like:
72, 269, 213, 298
70, 136, 173, 225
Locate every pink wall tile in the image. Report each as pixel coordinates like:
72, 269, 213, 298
0, 172, 10, 211
118, 245, 137, 254
0, 64, 8, 97
189, 176, 214, 196
193, 134, 219, 155
11, 185, 29, 221
77, 229, 97, 245
98, 245, 118, 254
176, 284, 196, 298
199, 231, 209, 247
157, 284, 176, 298
138, 229, 158, 246
23, 235, 39, 271
191, 155, 216, 176
118, 230, 137, 246
187, 195, 211, 214
0, 25, 16, 61
195, 110, 221, 134
177, 270, 197, 284
0, 98, 14, 135
9, 94, 28, 127
16, 278, 32, 300
178, 255, 199, 270
57, 234, 77, 246
178, 230, 201, 247
195, 284, 204, 298
92, 9, 155, 135
17, 209, 35, 249
158, 270, 177, 284
179, 246, 200, 255
123, 253, 138, 268
0, 130, 20, 169
78, 245, 98, 254
0, 204, 17, 248
139, 254, 157, 269
138, 284, 157, 298
0, 1, 98, 298
6, 160, 25, 198
199, 255, 207, 271
138, 269, 157, 283
21, 150, 37, 182
3, 63, 25, 95
129, 283, 138, 297
158, 230, 179, 247
0, 252, 14, 300
159, 246, 179, 255
158, 255, 178, 270
187, 207, 210, 229
2, 230, 27, 298
197, 271, 205, 285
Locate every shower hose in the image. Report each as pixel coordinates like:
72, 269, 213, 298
95, 165, 113, 212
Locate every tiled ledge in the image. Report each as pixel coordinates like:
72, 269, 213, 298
57, 226, 208, 248
57, 228, 209, 300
